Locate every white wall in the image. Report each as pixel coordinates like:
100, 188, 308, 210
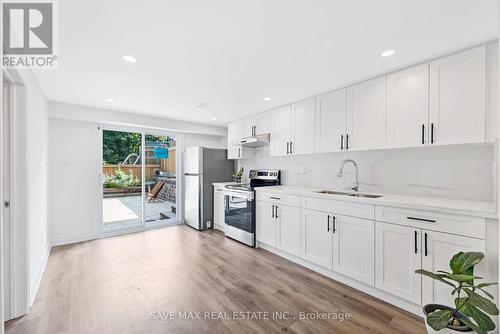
238, 144, 495, 201
48, 105, 227, 245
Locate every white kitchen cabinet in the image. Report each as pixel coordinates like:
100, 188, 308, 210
291, 97, 316, 155
375, 222, 422, 304
386, 64, 430, 148
276, 204, 301, 256
429, 46, 486, 145
270, 105, 292, 156
300, 209, 333, 269
243, 112, 272, 137
227, 120, 254, 160
213, 187, 226, 231
346, 76, 387, 151
421, 230, 486, 306
333, 215, 375, 286
257, 201, 277, 247
316, 89, 347, 153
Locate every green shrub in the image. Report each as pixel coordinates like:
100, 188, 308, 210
103, 169, 141, 189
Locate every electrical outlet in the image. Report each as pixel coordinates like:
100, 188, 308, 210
206, 220, 212, 228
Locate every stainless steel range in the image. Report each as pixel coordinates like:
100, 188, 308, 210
224, 169, 281, 247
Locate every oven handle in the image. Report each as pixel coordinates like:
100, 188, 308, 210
224, 190, 255, 200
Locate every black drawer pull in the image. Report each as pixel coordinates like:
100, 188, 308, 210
340, 135, 344, 150
272, 205, 275, 218
407, 216, 436, 223
424, 233, 428, 256
414, 231, 418, 254
332, 216, 336, 233
270, 197, 281, 200
421, 124, 425, 145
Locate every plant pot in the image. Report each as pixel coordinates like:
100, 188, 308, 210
423, 304, 473, 333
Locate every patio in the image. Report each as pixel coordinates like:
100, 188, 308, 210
103, 195, 176, 230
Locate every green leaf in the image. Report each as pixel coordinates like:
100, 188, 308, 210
461, 303, 496, 332
455, 297, 467, 310
415, 269, 455, 288
464, 288, 500, 315
477, 287, 494, 300
450, 252, 484, 274
459, 316, 488, 334
426, 309, 452, 331
446, 274, 483, 282
477, 282, 498, 288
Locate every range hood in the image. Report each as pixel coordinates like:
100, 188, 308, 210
240, 133, 270, 147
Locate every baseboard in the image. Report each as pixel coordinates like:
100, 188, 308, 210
30, 244, 51, 307
258, 242, 423, 317
50, 232, 95, 246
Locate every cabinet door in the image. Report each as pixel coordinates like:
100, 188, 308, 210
375, 222, 421, 304
213, 189, 226, 231
300, 209, 333, 269
333, 215, 375, 286
429, 46, 486, 145
276, 204, 301, 256
316, 89, 347, 153
243, 117, 257, 138
421, 230, 486, 306
228, 120, 243, 145
257, 201, 277, 247
256, 112, 272, 135
291, 97, 316, 155
346, 76, 387, 150
270, 105, 292, 156
386, 64, 430, 148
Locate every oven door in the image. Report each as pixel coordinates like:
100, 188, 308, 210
224, 189, 255, 246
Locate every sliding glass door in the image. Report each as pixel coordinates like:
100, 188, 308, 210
101, 128, 177, 232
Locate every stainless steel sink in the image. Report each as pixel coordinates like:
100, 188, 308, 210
316, 190, 382, 199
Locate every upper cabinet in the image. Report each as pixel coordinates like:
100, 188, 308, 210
386, 64, 430, 148
429, 46, 486, 145
227, 120, 254, 160
346, 76, 387, 151
316, 89, 347, 153
243, 112, 272, 138
270, 105, 292, 156
291, 97, 316, 155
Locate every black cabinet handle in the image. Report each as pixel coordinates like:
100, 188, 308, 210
430, 123, 434, 144
421, 124, 425, 145
286, 142, 289, 154
407, 216, 436, 223
424, 233, 428, 256
272, 205, 275, 218
346, 134, 349, 150
341, 135, 344, 150
332, 215, 336, 233
327, 215, 331, 232
275, 205, 279, 219
238, 148, 241, 158
290, 141, 293, 154
414, 231, 418, 254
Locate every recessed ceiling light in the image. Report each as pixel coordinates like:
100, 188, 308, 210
105, 98, 115, 103
263, 97, 271, 101
381, 49, 395, 57
122, 55, 138, 63
210, 117, 217, 121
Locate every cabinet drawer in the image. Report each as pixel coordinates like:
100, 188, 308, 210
256, 192, 301, 207
213, 185, 226, 192
301, 196, 374, 220
375, 206, 486, 239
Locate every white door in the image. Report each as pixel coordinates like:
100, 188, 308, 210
255, 112, 272, 135
346, 76, 387, 150
386, 64, 430, 148
270, 105, 292, 156
429, 46, 486, 145
257, 201, 277, 247
2, 80, 11, 320
291, 97, 316, 155
333, 215, 375, 286
316, 89, 347, 153
375, 222, 421, 304
213, 188, 226, 231
421, 230, 486, 306
301, 209, 333, 269
243, 116, 257, 138
276, 204, 301, 256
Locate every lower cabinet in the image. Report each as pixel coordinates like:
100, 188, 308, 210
375, 222, 486, 305
276, 204, 301, 256
257, 201, 277, 247
301, 209, 333, 269
213, 187, 226, 231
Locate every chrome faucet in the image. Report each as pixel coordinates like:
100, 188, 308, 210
337, 159, 359, 192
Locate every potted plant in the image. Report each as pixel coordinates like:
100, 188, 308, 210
232, 167, 244, 183
416, 252, 498, 334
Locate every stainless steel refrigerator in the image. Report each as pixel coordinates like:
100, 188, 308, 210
184, 146, 234, 230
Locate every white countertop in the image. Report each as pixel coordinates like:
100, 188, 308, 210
213, 181, 238, 186
254, 186, 497, 219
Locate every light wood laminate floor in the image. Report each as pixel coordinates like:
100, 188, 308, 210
6, 225, 425, 334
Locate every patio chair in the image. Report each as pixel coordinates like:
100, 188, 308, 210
145, 181, 166, 202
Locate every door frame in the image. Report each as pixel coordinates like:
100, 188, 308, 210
97, 123, 184, 239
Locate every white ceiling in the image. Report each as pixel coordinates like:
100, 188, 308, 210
34, 0, 498, 126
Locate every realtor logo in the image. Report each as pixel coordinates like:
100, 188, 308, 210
2, 0, 58, 68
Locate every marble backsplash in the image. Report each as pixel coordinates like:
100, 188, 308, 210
236, 144, 496, 202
